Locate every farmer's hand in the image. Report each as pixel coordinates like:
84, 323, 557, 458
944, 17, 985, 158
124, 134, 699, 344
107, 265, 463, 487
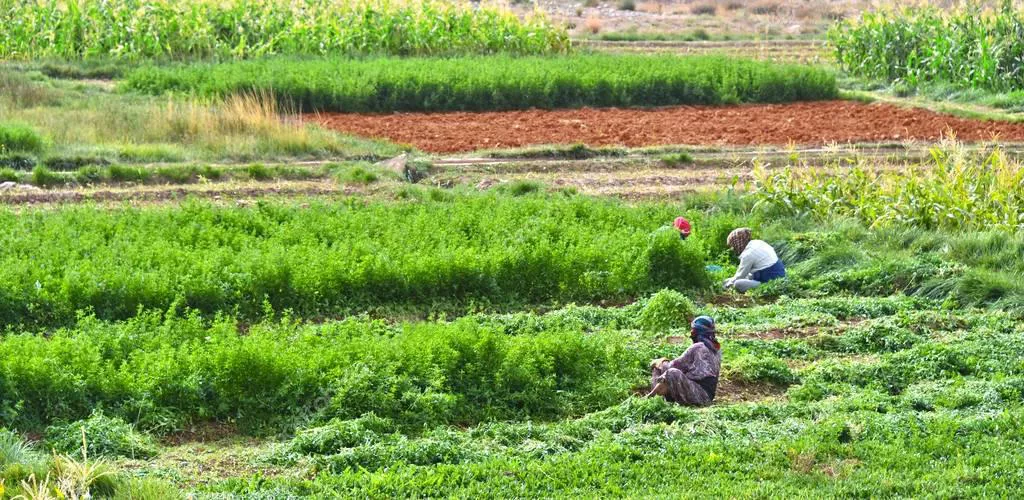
723, 278, 735, 289
646, 380, 669, 398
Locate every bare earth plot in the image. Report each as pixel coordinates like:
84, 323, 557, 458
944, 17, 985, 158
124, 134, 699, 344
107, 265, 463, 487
310, 101, 1024, 154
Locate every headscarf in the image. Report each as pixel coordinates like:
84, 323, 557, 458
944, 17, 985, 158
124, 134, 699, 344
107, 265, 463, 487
673, 217, 691, 237
690, 315, 720, 351
726, 227, 752, 255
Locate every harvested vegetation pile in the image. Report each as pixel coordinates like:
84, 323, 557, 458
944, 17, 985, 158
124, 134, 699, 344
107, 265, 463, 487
830, 5, 1024, 91
0, 0, 569, 60
122, 54, 839, 113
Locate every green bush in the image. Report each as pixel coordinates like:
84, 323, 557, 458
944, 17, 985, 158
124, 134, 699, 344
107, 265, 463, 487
123, 54, 839, 113
107, 165, 151, 183
75, 165, 103, 185
45, 411, 158, 459
338, 165, 379, 185
496, 180, 544, 196
30, 165, 63, 187
640, 227, 711, 291
0, 167, 20, 183
0, 123, 45, 154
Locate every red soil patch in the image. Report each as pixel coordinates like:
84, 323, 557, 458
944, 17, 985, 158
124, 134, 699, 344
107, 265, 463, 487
309, 101, 1024, 153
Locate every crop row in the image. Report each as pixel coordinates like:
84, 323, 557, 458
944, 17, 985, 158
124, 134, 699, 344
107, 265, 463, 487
0, 0, 569, 60
121, 54, 839, 113
0, 195, 713, 327
829, 5, 1024, 91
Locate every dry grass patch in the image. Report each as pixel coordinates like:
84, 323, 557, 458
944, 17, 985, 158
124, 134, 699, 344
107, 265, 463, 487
585, 15, 603, 34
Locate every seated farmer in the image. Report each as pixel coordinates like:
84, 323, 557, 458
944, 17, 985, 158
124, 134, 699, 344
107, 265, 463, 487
722, 227, 785, 293
674, 216, 692, 240
647, 316, 722, 406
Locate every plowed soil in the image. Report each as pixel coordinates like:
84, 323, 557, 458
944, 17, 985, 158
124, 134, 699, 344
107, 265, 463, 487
309, 101, 1024, 153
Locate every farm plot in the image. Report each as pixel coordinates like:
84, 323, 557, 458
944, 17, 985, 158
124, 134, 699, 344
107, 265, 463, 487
312, 101, 1024, 153
6, 1, 1024, 498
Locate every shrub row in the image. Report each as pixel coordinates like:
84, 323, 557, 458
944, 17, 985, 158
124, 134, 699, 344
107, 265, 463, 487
122, 54, 839, 113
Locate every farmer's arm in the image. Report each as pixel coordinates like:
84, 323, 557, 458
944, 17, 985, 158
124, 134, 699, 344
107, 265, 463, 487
729, 249, 756, 282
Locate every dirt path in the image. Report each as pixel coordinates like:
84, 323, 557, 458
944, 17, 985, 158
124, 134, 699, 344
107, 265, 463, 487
309, 101, 1024, 153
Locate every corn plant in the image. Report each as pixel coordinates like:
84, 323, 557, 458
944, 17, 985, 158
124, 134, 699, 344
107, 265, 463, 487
752, 144, 1024, 231
828, 4, 1024, 91
0, 0, 570, 60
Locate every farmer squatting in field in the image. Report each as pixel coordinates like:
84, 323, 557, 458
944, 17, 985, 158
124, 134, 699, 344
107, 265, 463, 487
647, 316, 722, 406
723, 227, 786, 293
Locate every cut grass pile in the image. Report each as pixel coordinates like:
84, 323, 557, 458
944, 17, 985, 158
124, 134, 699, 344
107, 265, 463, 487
0, 0, 569, 60
122, 54, 839, 113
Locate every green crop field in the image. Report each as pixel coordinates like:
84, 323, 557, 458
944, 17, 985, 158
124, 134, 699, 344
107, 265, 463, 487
3, 0, 1024, 498
122, 54, 838, 112
0, 0, 569, 60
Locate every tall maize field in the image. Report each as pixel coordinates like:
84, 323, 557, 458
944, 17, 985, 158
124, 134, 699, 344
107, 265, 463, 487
828, 5, 1024, 91
752, 146, 1024, 231
0, 0, 570, 60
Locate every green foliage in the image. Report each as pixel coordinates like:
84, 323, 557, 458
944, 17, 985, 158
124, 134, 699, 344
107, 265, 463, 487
0, 167, 20, 183
74, 165, 103, 185
106, 165, 151, 183
496, 180, 543, 196
636, 289, 697, 332
641, 227, 712, 291
30, 165, 64, 187
45, 412, 158, 459
829, 5, 1024, 91
752, 146, 1024, 231
0, 312, 650, 431
122, 54, 839, 113
289, 414, 397, 455
724, 353, 797, 386
338, 165, 379, 186
0, 196, 717, 327
245, 163, 273, 181
660, 152, 694, 166
0, 153, 36, 171
0, 123, 45, 154
0, 0, 570, 60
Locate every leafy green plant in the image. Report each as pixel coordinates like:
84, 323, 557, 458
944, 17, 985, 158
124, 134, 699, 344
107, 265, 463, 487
0, 123, 45, 154
30, 165, 63, 187
45, 412, 158, 459
636, 289, 697, 332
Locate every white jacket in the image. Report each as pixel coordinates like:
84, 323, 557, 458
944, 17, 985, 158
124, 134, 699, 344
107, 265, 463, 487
731, 240, 778, 281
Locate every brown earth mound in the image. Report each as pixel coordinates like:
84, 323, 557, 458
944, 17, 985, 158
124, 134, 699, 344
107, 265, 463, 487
309, 101, 1024, 153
